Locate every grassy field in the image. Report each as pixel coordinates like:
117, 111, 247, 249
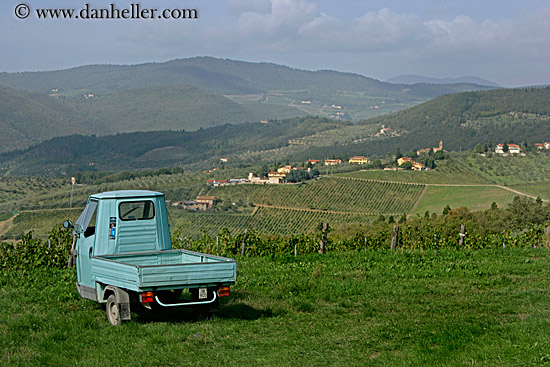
1, 249, 549, 366
413, 186, 518, 215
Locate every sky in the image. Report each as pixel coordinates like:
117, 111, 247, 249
1, 0, 550, 87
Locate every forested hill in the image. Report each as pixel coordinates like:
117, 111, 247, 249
297, 87, 550, 160
0, 57, 492, 97
0, 86, 91, 152
1, 117, 347, 176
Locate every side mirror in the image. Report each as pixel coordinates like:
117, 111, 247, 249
63, 220, 74, 229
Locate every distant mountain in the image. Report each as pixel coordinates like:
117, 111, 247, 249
387, 74, 501, 88
3, 87, 550, 176
0, 57, 494, 96
0, 57, 495, 124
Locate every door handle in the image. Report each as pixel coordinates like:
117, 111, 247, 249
89, 247, 93, 258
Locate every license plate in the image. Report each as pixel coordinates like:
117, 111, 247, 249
198, 288, 208, 299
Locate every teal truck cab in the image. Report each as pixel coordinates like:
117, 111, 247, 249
64, 190, 236, 325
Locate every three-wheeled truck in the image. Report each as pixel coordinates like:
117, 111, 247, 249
64, 190, 237, 325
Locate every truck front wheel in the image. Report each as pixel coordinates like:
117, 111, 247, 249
106, 294, 122, 326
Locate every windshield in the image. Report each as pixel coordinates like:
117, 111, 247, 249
75, 199, 98, 233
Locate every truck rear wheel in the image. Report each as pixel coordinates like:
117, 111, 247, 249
106, 294, 122, 326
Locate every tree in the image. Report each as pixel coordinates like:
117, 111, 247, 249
475, 144, 485, 154
442, 205, 451, 215
395, 148, 403, 161
502, 142, 509, 153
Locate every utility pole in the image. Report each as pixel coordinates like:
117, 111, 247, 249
70, 177, 76, 208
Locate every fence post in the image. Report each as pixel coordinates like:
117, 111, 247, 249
319, 222, 328, 254
241, 229, 248, 256
458, 224, 466, 247
216, 235, 219, 256
391, 225, 399, 251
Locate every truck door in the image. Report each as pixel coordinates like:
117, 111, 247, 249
76, 199, 98, 288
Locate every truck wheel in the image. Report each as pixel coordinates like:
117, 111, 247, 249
106, 294, 122, 326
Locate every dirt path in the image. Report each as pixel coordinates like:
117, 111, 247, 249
0, 213, 18, 237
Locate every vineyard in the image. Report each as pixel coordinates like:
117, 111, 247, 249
208, 177, 424, 214
337, 159, 490, 184
171, 206, 376, 237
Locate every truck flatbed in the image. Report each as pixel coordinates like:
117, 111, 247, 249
91, 249, 237, 292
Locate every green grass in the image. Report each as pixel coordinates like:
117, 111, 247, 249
414, 186, 517, 215
2, 249, 550, 366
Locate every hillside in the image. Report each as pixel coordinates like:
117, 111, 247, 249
293, 87, 550, 160
0, 86, 90, 152
0, 117, 347, 176
66, 85, 306, 134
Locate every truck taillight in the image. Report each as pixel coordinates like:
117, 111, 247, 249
140, 291, 154, 303
218, 286, 230, 297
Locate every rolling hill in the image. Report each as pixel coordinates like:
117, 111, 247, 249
2, 86, 549, 176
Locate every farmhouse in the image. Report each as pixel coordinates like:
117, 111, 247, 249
496, 143, 521, 154
545, 142, 550, 150
277, 165, 293, 174
325, 159, 342, 165
535, 143, 544, 150
307, 159, 321, 165
349, 156, 370, 164
196, 196, 216, 208
397, 157, 414, 166
268, 171, 286, 184
206, 179, 229, 187
412, 162, 426, 171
